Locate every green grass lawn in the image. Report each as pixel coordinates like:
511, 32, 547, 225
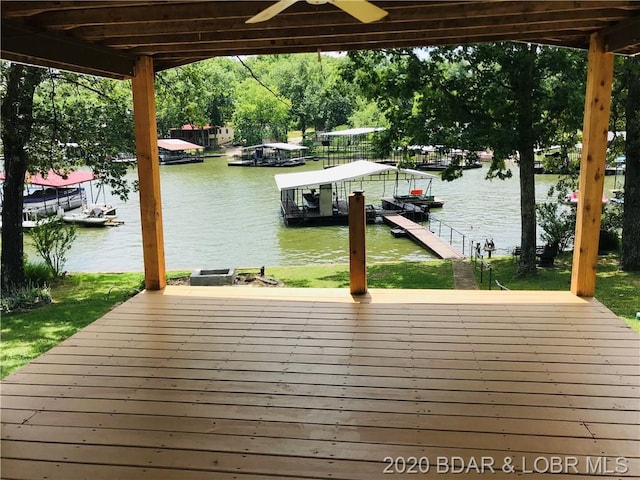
1, 273, 144, 378
268, 260, 453, 289
2, 256, 637, 378
473, 253, 640, 331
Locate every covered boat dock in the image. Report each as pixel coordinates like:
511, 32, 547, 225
274, 160, 437, 226
320, 127, 386, 167
228, 142, 310, 167
157, 139, 204, 165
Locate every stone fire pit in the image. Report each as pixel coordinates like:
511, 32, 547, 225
190, 268, 236, 286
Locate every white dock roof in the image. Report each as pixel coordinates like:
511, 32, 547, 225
275, 160, 436, 191
322, 127, 385, 137
243, 143, 308, 151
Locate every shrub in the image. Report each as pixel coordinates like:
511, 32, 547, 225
23, 259, 55, 286
28, 216, 76, 277
1, 284, 52, 314
536, 202, 576, 253
599, 229, 620, 253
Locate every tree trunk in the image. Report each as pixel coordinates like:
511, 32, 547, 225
514, 46, 538, 277
1, 64, 45, 294
621, 56, 640, 271
518, 146, 538, 275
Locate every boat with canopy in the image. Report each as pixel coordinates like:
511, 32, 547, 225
274, 160, 441, 226
228, 143, 311, 167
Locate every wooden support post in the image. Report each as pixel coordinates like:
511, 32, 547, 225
571, 33, 614, 297
132, 56, 166, 290
349, 190, 367, 295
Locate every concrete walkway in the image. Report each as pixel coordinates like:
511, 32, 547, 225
452, 259, 479, 289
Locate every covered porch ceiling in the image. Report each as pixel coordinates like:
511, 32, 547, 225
1, 1, 640, 80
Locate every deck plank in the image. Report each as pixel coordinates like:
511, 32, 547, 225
2, 287, 638, 479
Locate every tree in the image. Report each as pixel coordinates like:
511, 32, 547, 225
1, 64, 45, 293
1, 63, 135, 294
344, 45, 586, 276
620, 56, 640, 270
155, 58, 241, 136
242, 53, 356, 135
232, 79, 291, 144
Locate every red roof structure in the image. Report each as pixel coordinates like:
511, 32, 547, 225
0, 169, 96, 187
175, 124, 213, 131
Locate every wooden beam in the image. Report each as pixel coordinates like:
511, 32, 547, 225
110, 18, 604, 50
571, 32, 614, 297
603, 15, 640, 53
348, 191, 367, 296
128, 16, 607, 53
131, 56, 166, 291
0, 20, 135, 80
75, 4, 631, 43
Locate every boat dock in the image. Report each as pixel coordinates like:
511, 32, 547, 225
382, 213, 465, 259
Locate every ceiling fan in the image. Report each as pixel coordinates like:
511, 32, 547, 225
246, 0, 388, 24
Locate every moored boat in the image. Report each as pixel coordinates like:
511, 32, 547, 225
62, 204, 120, 227
275, 160, 442, 226
158, 139, 204, 165
229, 143, 310, 167
0, 170, 95, 216
564, 190, 609, 205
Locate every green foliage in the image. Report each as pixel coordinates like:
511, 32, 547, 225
232, 78, 291, 144
536, 202, 576, 252
254, 53, 356, 133
598, 203, 623, 253
155, 58, 242, 135
599, 229, 620, 253
349, 98, 388, 129
619, 56, 640, 271
344, 44, 586, 173
30, 71, 137, 201
28, 216, 77, 276
344, 45, 587, 277
0, 284, 52, 314
23, 258, 55, 286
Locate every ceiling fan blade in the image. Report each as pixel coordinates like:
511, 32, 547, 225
246, 0, 298, 23
330, 0, 388, 23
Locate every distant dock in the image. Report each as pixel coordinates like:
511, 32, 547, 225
382, 214, 465, 259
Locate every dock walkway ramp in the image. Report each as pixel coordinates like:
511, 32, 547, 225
382, 214, 465, 259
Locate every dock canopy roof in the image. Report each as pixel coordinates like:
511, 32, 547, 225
243, 143, 309, 151
275, 160, 436, 191
322, 127, 386, 137
0, 169, 96, 187
157, 139, 204, 151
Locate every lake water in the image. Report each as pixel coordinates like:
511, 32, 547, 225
39, 156, 623, 272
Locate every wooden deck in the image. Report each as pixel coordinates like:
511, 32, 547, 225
383, 213, 465, 259
2, 287, 639, 479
